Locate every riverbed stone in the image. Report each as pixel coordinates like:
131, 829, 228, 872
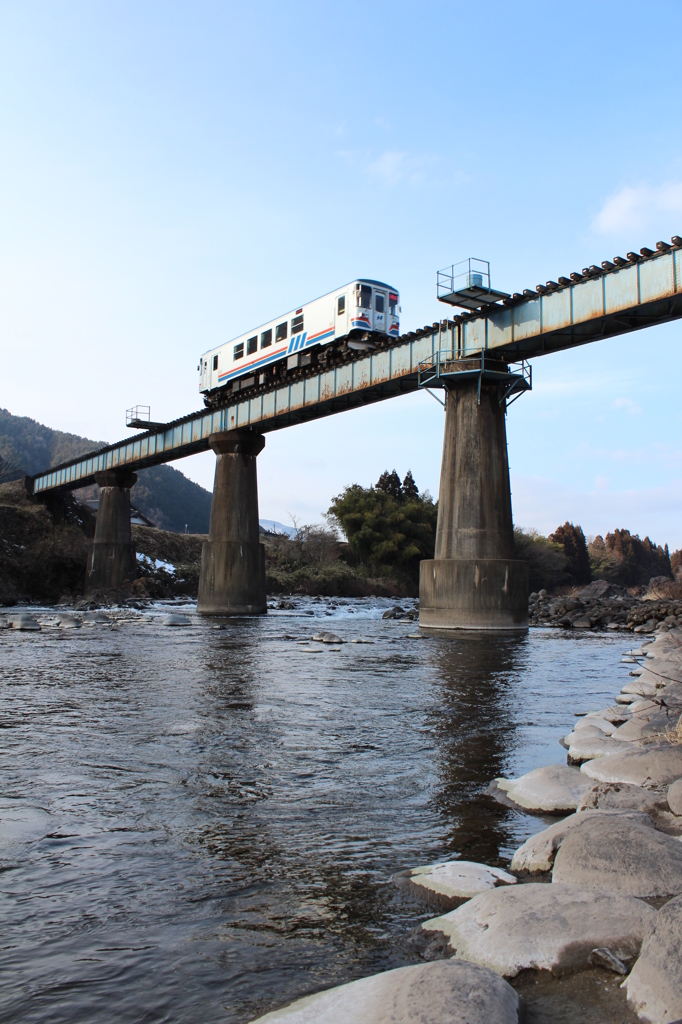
57, 614, 82, 629
584, 705, 632, 725
552, 813, 682, 897
578, 782, 670, 816
10, 614, 41, 631
492, 764, 593, 814
620, 677, 658, 696
510, 810, 653, 874
567, 734, 629, 763
573, 716, 617, 735
163, 614, 191, 626
249, 960, 520, 1023
580, 743, 682, 787
667, 778, 682, 816
625, 894, 682, 1024
394, 860, 516, 910
611, 709, 673, 742
420, 884, 654, 977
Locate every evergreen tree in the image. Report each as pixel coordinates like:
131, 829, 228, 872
548, 522, 591, 585
376, 469, 402, 499
402, 470, 419, 499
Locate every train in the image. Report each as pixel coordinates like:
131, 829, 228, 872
198, 278, 400, 405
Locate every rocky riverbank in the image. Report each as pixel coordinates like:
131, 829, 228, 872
529, 578, 682, 633
250, 626, 682, 1024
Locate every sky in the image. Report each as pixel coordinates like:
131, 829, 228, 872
1, 1, 681, 547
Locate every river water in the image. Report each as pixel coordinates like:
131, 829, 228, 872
0, 598, 629, 1023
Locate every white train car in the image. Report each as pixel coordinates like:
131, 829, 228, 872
198, 278, 399, 403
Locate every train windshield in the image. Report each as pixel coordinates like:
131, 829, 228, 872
358, 285, 372, 308
389, 293, 398, 315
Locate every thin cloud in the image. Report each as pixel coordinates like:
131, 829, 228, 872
593, 181, 682, 234
365, 150, 432, 186
612, 397, 642, 416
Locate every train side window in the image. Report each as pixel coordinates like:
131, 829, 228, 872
261, 329, 272, 348
375, 293, 385, 313
276, 322, 287, 342
233, 343, 244, 360
291, 314, 304, 334
337, 295, 345, 315
213, 355, 218, 371
358, 285, 372, 308
247, 336, 257, 355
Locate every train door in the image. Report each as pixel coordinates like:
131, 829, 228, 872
373, 289, 387, 333
335, 291, 348, 339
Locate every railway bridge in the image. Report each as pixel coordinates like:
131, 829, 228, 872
26, 237, 682, 630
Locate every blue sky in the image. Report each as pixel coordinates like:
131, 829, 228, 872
1, 1, 681, 547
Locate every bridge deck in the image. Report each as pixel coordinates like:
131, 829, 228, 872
28, 242, 682, 496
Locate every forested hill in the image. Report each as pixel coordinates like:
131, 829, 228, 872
0, 409, 212, 533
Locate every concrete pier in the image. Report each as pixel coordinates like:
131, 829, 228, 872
197, 431, 267, 616
420, 368, 528, 631
85, 470, 137, 595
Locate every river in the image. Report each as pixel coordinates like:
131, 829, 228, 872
0, 597, 628, 1023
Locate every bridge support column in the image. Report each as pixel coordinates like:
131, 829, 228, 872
419, 373, 528, 632
85, 470, 137, 595
197, 431, 266, 616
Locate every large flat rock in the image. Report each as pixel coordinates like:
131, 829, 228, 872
580, 743, 682, 787
567, 734, 630, 764
612, 709, 674, 742
578, 782, 670, 816
249, 960, 520, 1023
394, 860, 516, 911
552, 813, 682, 897
421, 884, 654, 978
625, 894, 682, 1024
511, 810, 653, 874
492, 764, 593, 814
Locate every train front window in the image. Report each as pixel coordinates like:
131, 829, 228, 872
358, 285, 372, 309
261, 329, 272, 349
389, 293, 398, 315
291, 314, 304, 335
375, 293, 385, 313
276, 322, 287, 342
233, 343, 244, 360
247, 336, 257, 355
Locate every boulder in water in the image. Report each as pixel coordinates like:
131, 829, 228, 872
510, 810, 653, 875
420, 884, 654, 977
394, 860, 516, 911
552, 813, 682, 897
249, 959, 519, 1024
10, 614, 41, 631
490, 764, 592, 814
580, 743, 682, 787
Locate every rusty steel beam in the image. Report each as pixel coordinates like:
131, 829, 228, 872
26, 241, 682, 497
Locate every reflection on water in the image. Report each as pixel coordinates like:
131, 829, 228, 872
0, 598, 626, 1023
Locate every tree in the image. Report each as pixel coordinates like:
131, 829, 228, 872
376, 469, 402, 499
549, 522, 591, 585
588, 529, 672, 586
328, 475, 437, 583
402, 470, 419, 499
